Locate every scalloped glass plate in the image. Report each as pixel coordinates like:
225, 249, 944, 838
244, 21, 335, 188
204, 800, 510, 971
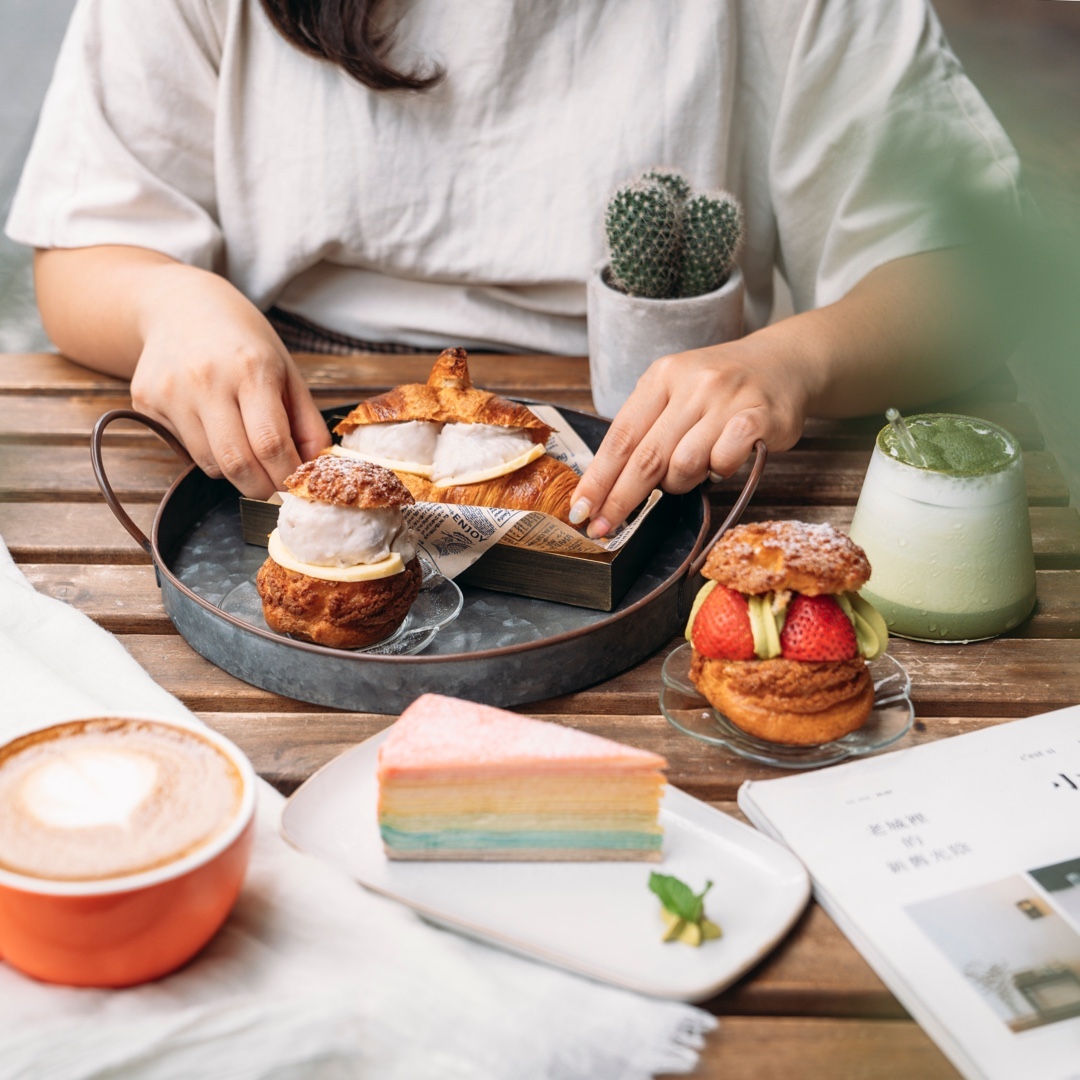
660, 643, 914, 769
219, 557, 463, 656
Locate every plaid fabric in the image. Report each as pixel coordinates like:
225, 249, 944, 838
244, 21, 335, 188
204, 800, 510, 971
266, 306, 441, 355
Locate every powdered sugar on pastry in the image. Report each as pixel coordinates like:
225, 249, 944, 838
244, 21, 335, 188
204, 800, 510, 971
703, 520, 871, 596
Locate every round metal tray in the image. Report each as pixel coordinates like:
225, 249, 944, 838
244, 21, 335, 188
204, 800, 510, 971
93, 406, 760, 713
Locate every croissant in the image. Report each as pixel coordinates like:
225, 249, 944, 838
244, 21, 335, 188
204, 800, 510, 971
396, 454, 579, 523
335, 348, 551, 444
334, 348, 581, 523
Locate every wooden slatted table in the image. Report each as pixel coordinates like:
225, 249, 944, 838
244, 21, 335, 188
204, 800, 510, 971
2, 350, 1078, 1078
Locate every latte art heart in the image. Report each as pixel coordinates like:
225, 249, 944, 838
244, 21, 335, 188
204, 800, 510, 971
0, 719, 243, 881
21, 747, 160, 830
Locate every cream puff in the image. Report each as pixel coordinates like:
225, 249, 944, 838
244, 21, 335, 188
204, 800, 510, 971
685, 520, 889, 746
255, 456, 422, 649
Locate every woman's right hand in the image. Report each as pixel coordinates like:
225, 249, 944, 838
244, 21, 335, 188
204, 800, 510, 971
35, 246, 331, 500
130, 266, 331, 499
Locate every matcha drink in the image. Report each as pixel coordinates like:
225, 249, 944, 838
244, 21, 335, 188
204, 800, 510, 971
848, 414, 1036, 642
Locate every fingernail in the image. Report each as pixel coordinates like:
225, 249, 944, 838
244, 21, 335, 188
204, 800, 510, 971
587, 517, 611, 539
708, 471, 723, 484
568, 498, 591, 525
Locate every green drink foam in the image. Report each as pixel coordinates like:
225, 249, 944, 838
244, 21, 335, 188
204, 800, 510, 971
878, 414, 1018, 477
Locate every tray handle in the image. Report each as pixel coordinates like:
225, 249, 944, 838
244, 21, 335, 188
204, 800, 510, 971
686, 438, 767, 581
91, 409, 192, 553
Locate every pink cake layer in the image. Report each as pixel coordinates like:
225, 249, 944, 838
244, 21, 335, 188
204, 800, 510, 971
378, 694, 667, 778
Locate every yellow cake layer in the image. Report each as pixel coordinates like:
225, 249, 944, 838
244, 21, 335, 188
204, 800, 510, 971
380, 777, 663, 816
380, 812, 663, 832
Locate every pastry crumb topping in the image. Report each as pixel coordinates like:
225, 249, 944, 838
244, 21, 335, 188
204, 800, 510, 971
285, 455, 415, 509
703, 520, 871, 596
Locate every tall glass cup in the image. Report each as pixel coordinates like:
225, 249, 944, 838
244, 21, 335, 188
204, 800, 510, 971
849, 413, 1036, 642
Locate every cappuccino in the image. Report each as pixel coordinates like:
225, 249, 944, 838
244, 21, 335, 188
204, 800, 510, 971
0, 718, 243, 881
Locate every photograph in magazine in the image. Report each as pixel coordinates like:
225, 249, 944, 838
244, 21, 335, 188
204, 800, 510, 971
906, 858, 1080, 1034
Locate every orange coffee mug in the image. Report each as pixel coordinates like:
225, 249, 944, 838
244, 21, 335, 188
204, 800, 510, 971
0, 716, 256, 987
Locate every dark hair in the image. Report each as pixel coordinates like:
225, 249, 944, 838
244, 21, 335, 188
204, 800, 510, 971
258, 0, 443, 92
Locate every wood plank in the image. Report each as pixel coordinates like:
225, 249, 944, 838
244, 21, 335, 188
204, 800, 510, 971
0, 443, 188, 501
0, 352, 593, 394
0, 397, 143, 442
0, 503, 154, 563
5, 501, 1078, 569
713, 449, 1070, 506
196, 711, 1025, 800
196, 704, 1031, 802
539, 639, 1080, 722
112, 633, 1080, 725
199, 710, 392, 792
19, 564, 172, 632
1, 442, 1068, 505
2, 395, 1041, 448
0, 389, 598, 442
658, 1017, 960, 1080
1010, 570, 1080, 636
291, 352, 593, 391
24, 563, 1080, 638
0, 353, 129, 394
884, 636, 1080, 716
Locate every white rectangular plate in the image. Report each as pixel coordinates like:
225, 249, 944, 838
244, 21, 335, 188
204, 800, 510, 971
281, 730, 810, 1002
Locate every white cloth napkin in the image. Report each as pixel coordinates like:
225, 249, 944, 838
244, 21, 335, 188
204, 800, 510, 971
0, 536, 715, 1079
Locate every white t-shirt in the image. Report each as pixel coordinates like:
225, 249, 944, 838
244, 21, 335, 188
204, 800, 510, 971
6, 0, 1020, 354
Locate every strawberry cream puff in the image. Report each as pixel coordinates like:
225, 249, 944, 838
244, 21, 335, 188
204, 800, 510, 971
685, 520, 889, 746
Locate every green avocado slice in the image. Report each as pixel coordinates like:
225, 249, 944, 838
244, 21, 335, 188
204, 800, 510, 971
748, 595, 782, 659
762, 597, 782, 658
849, 592, 890, 658
836, 592, 888, 659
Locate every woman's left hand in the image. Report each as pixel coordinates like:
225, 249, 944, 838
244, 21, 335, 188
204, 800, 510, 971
568, 338, 812, 537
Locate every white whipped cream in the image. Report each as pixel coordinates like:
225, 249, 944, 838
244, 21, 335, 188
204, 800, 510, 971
21, 749, 159, 829
431, 423, 539, 485
340, 420, 442, 476
277, 492, 417, 568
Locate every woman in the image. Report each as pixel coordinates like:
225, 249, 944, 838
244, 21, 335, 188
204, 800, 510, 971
7, 0, 1022, 534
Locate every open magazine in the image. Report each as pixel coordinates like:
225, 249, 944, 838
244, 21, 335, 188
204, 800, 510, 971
738, 704, 1080, 1080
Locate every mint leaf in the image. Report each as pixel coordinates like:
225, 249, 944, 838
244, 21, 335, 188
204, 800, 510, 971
649, 872, 713, 922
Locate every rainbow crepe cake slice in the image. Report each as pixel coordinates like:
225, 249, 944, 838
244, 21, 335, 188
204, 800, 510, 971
377, 694, 667, 861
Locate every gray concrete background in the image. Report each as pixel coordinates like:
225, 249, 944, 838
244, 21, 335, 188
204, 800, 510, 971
0, 0, 76, 352
0, 1, 1076, 499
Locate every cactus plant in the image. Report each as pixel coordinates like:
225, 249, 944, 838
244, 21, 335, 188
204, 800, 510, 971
604, 169, 743, 299
604, 180, 682, 300
642, 168, 692, 205
680, 192, 743, 298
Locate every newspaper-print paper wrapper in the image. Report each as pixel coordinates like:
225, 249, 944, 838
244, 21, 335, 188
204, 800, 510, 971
400, 406, 662, 580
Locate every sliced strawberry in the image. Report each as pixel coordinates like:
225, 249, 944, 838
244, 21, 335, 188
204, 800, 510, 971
779, 594, 858, 661
692, 586, 755, 660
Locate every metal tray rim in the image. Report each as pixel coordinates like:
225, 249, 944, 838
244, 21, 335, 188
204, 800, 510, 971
149, 403, 711, 666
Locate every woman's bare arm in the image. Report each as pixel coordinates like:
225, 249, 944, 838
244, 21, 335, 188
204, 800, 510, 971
571, 248, 1015, 536
35, 245, 331, 498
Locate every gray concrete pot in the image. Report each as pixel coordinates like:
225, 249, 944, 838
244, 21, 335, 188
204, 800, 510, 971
586, 263, 744, 419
